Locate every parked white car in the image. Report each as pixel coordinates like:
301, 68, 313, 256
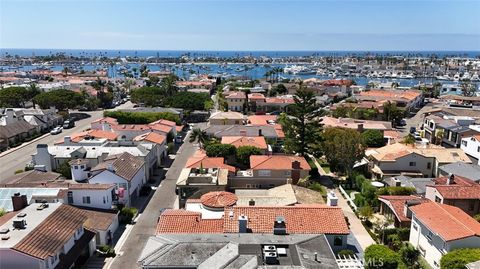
50, 126, 63, 135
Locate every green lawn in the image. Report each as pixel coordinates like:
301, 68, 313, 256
321, 164, 331, 173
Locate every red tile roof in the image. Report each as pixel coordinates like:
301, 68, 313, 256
156, 205, 349, 235
221, 136, 268, 150
92, 117, 118, 125
149, 119, 176, 127
250, 155, 310, 170
200, 191, 238, 208
247, 115, 277, 126
225, 91, 246, 99
378, 195, 428, 222
223, 205, 349, 234
156, 209, 224, 234
13, 205, 88, 260
411, 202, 480, 241
185, 150, 236, 173
429, 175, 480, 199
133, 132, 167, 145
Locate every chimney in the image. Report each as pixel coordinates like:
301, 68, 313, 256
33, 165, 46, 172
292, 161, 301, 169
357, 123, 364, 132
107, 163, 115, 173
64, 136, 72, 145
327, 191, 338, 206
273, 216, 287, 235
12, 193, 28, 211
258, 129, 263, 136
35, 144, 52, 172
4, 109, 16, 124
238, 214, 248, 233
447, 174, 454, 185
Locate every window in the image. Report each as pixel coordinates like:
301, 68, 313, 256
284, 170, 291, 177
103, 197, 106, 204
477, 146, 480, 153
435, 196, 441, 203
427, 230, 433, 241
434, 261, 439, 268
246, 184, 251, 188
419, 246, 426, 257
409, 162, 416, 167
462, 140, 468, 147
67, 191, 73, 204
81, 165, 85, 169
258, 170, 271, 177
333, 236, 343, 246
413, 222, 418, 231
427, 162, 431, 169
82, 196, 91, 204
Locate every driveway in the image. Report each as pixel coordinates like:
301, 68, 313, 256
108, 130, 198, 269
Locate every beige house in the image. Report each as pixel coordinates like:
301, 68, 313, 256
209, 111, 244, 125
225, 91, 246, 112
229, 155, 310, 189
368, 143, 472, 179
176, 167, 229, 208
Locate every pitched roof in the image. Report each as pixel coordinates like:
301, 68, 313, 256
369, 143, 471, 163
225, 91, 246, 99
156, 209, 224, 234
250, 155, 310, 170
210, 111, 244, 120
82, 208, 118, 231
91, 152, 144, 181
2, 170, 62, 185
411, 202, 480, 241
221, 136, 268, 150
378, 195, 427, 222
428, 175, 480, 199
224, 205, 349, 234
133, 132, 167, 144
149, 119, 176, 127
12, 205, 88, 260
247, 115, 277, 126
156, 205, 349, 235
185, 150, 236, 173
200, 191, 238, 208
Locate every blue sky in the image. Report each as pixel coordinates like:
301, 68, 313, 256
1, 0, 479, 51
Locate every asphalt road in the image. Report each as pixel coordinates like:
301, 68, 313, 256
0, 102, 134, 183
109, 130, 198, 269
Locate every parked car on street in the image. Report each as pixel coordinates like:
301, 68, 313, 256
63, 119, 75, 129
50, 126, 63, 135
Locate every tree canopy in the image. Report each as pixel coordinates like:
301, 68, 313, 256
280, 86, 323, 156
236, 146, 263, 166
205, 143, 236, 158
103, 111, 180, 124
364, 244, 400, 269
321, 127, 366, 176
441, 248, 480, 269
34, 89, 84, 110
362, 129, 385, 147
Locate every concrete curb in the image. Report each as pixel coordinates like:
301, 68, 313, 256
0, 133, 50, 158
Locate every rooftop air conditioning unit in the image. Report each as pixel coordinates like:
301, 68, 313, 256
13, 219, 26, 229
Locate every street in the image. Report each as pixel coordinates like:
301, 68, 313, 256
0, 102, 134, 183
109, 130, 198, 269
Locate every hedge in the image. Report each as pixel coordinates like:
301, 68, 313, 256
441, 248, 480, 269
103, 111, 180, 125
364, 244, 400, 269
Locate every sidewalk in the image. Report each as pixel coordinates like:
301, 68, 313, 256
308, 154, 375, 251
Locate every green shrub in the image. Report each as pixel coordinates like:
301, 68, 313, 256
236, 146, 262, 166
364, 244, 400, 269
205, 143, 236, 158
14, 169, 24, 174
337, 249, 355, 257
399, 243, 419, 268
441, 248, 480, 269
98, 244, 116, 257
104, 111, 180, 125
120, 207, 138, 224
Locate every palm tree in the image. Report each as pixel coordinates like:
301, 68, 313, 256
189, 128, 208, 149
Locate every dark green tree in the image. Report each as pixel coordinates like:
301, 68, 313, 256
399, 243, 420, 268
362, 129, 385, 147
205, 143, 236, 158
321, 127, 366, 176
280, 86, 323, 156
236, 146, 262, 166
0, 86, 29, 107
34, 89, 84, 111
364, 244, 400, 269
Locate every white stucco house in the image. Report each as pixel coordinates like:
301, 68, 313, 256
88, 152, 146, 207
461, 134, 480, 165
408, 202, 480, 269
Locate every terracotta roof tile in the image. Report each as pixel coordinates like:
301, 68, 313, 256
250, 155, 310, 170
223, 205, 349, 234
200, 191, 238, 208
13, 205, 88, 260
185, 151, 236, 173
429, 175, 480, 199
221, 136, 268, 150
411, 202, 480, 241
133, 132, 166, 144
378, 195, 428, 222
156, 209, 224, 234
247, 115, 277, 126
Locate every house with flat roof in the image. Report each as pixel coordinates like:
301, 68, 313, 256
408, 202, 480, 269
0, 203, 96, 269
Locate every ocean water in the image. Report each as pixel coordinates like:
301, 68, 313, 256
1, 49, 480, 58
